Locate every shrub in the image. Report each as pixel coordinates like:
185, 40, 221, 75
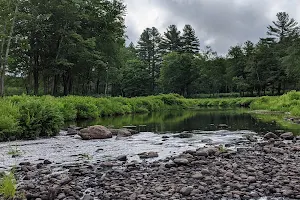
18, 99, 63, 139
0, 101, 20, 141
62, 96, 99, 119
159, 94, 184, 106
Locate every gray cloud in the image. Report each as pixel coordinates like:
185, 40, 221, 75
124, 0, 300, 54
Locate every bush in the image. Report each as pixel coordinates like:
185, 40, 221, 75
18, 99, 63, 139
0, 101, 20, 141
61, 96, 99, 119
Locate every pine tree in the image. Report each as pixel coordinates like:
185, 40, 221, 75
137, 27, 161, 93
267, 12, 299, 42
160, 25, 182, 53
181, 24, 200, 54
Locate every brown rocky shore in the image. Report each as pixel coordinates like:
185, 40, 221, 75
12, 131, 300, 200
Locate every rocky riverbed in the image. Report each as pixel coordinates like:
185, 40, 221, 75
2, 129, 298, 200
0, 128, 255, 171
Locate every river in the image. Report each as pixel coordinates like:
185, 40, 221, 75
0, 108, 298, 171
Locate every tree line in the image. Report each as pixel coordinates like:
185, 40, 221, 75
1, 1, 300, 97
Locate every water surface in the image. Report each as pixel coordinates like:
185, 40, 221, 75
69, 109, 295, 134
1, 109, 299, 171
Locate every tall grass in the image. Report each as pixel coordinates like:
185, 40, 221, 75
0, 94, 257, 141
0, 171, 16, 199
250, 91, 300, 116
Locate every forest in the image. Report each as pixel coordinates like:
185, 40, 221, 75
1, 0, 300, 97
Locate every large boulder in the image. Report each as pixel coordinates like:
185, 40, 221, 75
79, 125, 112, 140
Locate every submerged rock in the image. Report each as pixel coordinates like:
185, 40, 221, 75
110, 128, 139, 137
173, 132, 193, 138
218, 124, 229, 129
117, 155, 127, 162
138, 152, 159, 159
79, 125, 112, 140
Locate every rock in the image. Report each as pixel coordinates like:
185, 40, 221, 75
247, 176, 256, 183
117, 155, 127, 161
191, 172, 203, 179
180, 186, 193, 196
218, 124, 228, 129
73, 134, 82, 139
173, 158, 189, 165
138, 152, 159, 159
206, 147, 219, 156
110, 129, 132, 137
164, 161, 176, 168
19, 162, 31, 166
57, 193, 66, 200
82, 194, 94, 200
201, 169, 210, 175
195, 150, 208, 157
245, 135, 257, 142
59, 177, 72, 186
162, 135, 170, 139
280, 132, 294, 140
43, 160, 52, 165
174, 132, 193, 138
264, 132, 278, 140
67, 127, 80, 135
201, 138, 213, 143
79, 125, 112, 140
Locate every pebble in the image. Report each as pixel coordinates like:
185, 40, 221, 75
14, 137, 300, 200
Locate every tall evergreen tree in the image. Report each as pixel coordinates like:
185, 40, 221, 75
181, 24, 200, 54
160, 25, 182, 53
267, 12, 299, 42
137, 27, 161, 93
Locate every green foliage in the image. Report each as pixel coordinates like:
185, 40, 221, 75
218, 145, 228, 153
121, 59, 151, 97
0, 171, 17, 199
62, 96, 99, 119
160, 52, 201, 96
251, 91, 300, 117
17, 97, 64, 139
0, 100, 20, 141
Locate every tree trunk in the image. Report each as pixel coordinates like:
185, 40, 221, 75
0, 2, 18, 96
52, 74, 59, 96
277, 82, 281, 95
33, 66, 39, 95
63, 70, 71, 96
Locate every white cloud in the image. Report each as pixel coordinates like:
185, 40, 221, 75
124, 0, 300, 54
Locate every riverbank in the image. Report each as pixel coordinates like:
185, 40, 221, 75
0, 94, 256, 141
11, 131, 300, 200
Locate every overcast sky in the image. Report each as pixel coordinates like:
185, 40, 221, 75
124, 0, 300, 54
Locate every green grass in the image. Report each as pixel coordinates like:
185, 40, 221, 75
251, 91, 300, 116
0, 171, 17, 199
0, 94, 258, 141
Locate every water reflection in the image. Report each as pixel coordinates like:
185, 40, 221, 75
65, 109, 296, 134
